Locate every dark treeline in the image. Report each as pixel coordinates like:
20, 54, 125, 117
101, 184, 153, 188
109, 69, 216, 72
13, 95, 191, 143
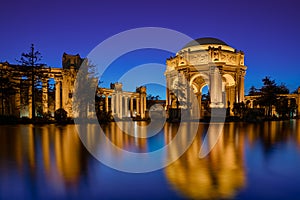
230, 76, 298, 122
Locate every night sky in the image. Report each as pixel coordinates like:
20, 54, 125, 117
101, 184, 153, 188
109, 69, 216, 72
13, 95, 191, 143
1, 0, 300, 97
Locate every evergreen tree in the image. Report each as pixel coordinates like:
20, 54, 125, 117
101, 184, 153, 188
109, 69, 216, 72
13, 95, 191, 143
248, 86, 259, 96
16, 44, 44, 120
257, 77, 289, 118
73, 59, 98, 119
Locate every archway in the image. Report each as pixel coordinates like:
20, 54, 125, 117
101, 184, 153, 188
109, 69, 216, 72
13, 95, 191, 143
222, 74, 236, 110
165, 37, 247, 119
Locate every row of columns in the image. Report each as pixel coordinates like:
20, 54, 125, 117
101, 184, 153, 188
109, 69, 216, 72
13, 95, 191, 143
17, 78, 63, 118
166, 66, 247, 118
16, 76, 148, 119
109, 92, 147, 119
26, 79, 51, 118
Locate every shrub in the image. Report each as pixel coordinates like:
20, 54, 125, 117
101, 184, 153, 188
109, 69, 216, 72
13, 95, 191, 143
54, 108, 68, 123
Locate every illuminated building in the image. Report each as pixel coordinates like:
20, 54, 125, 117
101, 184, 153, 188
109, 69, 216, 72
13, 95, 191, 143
0, 53, 147, 119
165, 37, 246, 118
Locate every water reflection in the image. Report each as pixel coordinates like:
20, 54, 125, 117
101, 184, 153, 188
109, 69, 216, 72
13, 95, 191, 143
246, 120, 300, 155
0, 124, 88, 198
78, 122, 193, 172
0, 120, 300, 199
165, 123, 246, 199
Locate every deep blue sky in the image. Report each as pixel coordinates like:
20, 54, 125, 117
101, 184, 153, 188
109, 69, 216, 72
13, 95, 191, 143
1, 0, 300, 97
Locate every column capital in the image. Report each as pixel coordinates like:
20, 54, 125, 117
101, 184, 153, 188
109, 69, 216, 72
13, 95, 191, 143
54, 77, 62, 82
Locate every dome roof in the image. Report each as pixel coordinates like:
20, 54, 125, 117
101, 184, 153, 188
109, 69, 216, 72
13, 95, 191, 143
184, 37, 228, 48
178, 37, 235, 53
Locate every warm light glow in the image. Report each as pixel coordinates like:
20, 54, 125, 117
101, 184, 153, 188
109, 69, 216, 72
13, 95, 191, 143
164, 123, 245, 199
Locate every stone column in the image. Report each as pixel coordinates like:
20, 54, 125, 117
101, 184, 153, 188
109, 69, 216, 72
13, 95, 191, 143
55, 80, 61, 111
216, 71, 223, 107
130, 97, 133, 117
115, 93, 118, 116
210, 66, 223, 108
111, 94, 115, 115
136, 97, 140, 117
184, 72, 191, 114
105, 94, 109, 112
230, 86, 236, 105
222, 81, 226, 106
116, 93, 120, 118
124, 96, 128, 117
239, 71, 245, 102
119, 95, 123, 119
166, 87, 170, 110
42, 79, 48, 114
140, 95, 144, 119
14, 80, 21, 117
225, 86, 229, 107
144, 95, 146, 114
61, 80, 68, 111
165, 75, 170, 109
198, 92, 202, 118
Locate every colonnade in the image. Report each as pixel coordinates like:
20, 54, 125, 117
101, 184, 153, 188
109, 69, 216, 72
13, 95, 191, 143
244, 93, 300, 117
12, 76, 147, 120
13, 76, 67, 118
100, 83, 147, 119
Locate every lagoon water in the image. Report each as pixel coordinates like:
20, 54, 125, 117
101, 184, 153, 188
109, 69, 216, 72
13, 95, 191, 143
1, 120, 300, 199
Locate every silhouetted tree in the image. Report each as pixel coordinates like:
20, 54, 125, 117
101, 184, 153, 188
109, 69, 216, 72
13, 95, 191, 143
73, 59, 98, 118
16, 44, 44, 120
291, 88, 300, 94
257, 77, 277, 117
257, 77, 289, 118
248, 85, 259, 96
54, 108, 67, 122
232, 102, 247, 119
275, 97, 289, 119
146, 94, 161, 110
147, 94, 161, 100
0, 77, 14, 115
289, 98, 298, 118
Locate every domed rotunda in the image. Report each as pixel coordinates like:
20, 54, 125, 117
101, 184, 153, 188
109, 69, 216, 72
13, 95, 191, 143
165, 37, 247, 118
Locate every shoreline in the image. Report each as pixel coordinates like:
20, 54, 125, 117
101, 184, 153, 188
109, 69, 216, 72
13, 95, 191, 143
0, 117, 298, 125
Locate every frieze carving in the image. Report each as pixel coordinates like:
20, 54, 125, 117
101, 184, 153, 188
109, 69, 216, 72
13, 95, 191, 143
188, 53, 209, 65
220, 52, 237, 65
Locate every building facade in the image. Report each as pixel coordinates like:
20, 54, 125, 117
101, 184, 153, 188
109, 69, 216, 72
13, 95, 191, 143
97, 83, 147, 119
1, 38, 300, 120
165, 37, 246, 118
0, 53, 147, 120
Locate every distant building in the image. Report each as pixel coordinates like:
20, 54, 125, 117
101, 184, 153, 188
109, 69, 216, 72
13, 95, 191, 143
97, 83, 147, 120
0, 53, 147, 120
1, 38, 300, 120
165, 37, 300, 118
245, 90, 300, 118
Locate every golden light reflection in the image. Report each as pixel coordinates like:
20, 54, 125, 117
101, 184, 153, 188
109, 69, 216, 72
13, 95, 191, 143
294, 120, 300, 150
1, 120, 300, 196
164, 123, 246, 199
0, 125, 87, 187
41, 126, 50, 172
54, 125, 84, 183
27, 125, 36, 170
100, 122, 148, 153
